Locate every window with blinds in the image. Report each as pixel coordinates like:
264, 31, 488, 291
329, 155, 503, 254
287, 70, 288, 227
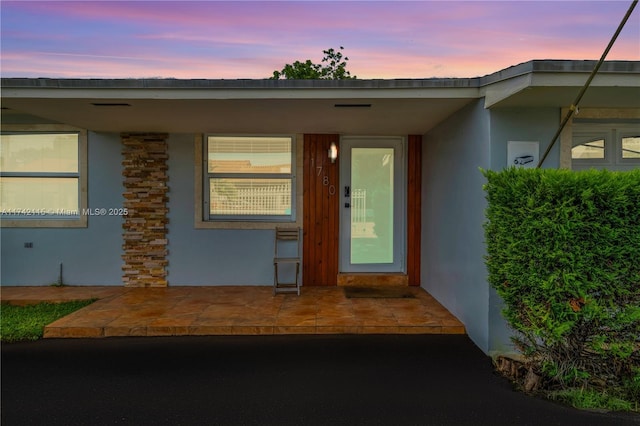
0, 132, 81, 218
205, 135, 295, 220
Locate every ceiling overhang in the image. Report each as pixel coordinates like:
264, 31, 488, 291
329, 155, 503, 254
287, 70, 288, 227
482, 73, 640, 108
0, 85, 480, 135
2, 60, 638, 135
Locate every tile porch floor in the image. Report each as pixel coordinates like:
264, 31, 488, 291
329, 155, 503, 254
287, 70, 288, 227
0, 286, 465, 338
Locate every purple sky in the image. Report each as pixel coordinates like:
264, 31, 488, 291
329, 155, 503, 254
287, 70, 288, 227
1, 1, 639, 79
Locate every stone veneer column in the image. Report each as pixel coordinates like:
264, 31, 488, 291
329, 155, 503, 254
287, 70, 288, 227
121, 133, 169, 287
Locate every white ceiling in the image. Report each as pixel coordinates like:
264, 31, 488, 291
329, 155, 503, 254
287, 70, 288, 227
1, 97, 478, 135
5, 87, 638, 135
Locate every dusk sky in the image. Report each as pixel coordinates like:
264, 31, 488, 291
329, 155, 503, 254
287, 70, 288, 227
1, 1, 639, 80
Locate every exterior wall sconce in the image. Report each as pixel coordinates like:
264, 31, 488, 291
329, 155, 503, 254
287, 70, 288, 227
328, 142, 338, 163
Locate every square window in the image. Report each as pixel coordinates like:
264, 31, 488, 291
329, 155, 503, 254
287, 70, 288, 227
0, 129, 87, 227
205, 136, 295, 221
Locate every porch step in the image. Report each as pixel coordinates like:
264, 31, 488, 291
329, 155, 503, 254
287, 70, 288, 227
337, 273, 408, 287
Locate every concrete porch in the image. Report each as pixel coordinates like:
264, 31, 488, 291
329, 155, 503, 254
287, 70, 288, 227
0, 286, 465, 338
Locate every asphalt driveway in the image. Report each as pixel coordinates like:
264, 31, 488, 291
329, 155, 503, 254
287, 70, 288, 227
2, 335, 638, 426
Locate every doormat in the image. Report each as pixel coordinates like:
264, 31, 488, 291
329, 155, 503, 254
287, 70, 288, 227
343, 286, 416, 299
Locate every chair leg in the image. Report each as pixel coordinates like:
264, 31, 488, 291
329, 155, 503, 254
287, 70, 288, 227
273, 261, 301, 296
273, 262, 278, 295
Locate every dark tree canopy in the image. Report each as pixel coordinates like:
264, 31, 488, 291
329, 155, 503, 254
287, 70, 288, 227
271, 47, 356, 80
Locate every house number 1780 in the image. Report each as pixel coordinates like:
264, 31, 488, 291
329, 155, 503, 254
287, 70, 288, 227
317, 166, 336, 196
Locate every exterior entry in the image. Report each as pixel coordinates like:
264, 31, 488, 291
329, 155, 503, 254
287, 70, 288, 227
302, 134, 417, 287
339, 136, 406, 273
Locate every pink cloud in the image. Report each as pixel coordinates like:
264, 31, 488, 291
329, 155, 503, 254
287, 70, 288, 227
1, 1, 638, 79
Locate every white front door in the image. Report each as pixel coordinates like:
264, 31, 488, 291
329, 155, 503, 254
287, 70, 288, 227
339, 136, 405, 273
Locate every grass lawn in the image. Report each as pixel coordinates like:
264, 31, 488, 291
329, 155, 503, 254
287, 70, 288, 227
548, 388, 639, 413
0, 300, 96, 343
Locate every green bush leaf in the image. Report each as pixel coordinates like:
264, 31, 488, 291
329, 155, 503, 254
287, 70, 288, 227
483, 167, 640, 392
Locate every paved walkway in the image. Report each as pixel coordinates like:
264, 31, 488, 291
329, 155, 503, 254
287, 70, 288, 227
0, 286, 465, 338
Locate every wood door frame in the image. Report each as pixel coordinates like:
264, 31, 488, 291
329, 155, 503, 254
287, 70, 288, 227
302, 134, 340, 286
407, 135, 422, 286
303, 134, 421, 286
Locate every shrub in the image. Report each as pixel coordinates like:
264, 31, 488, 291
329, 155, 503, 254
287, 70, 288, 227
483, 168, 640, 402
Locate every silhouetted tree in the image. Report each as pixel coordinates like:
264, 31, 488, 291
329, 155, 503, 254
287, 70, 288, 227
271, 46, 356, 80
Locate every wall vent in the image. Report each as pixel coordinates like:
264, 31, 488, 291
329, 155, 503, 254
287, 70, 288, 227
91, 103, 131, 107
334, 104, 372, 108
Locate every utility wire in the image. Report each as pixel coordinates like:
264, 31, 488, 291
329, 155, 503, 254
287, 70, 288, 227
537, 0, 638, 168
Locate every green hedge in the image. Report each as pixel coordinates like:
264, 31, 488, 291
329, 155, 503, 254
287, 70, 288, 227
483, 168, 640, 395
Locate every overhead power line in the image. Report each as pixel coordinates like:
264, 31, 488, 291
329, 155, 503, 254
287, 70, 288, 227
537, 0, 638, 168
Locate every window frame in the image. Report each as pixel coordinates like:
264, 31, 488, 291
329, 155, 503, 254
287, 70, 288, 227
569, 121, 640, 171
618, 131, 640, 163
0, 125, 88, 228
571, 131, 609, 164
196, 134, 301, 229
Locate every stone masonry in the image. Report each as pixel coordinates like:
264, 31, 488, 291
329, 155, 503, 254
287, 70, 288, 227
121, 133, 169, 287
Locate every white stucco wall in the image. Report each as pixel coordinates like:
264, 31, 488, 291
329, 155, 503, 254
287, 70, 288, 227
421, 99, 492, 352
0, 132, 285, 286
487, 107, 561, 354
166, 134, 275, 285
1, 132, 123, 285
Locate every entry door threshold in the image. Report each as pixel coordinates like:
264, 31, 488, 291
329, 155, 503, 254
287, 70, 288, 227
337, 273, 408, 287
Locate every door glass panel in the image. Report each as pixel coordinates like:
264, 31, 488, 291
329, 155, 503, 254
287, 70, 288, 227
351, 148, 393, 264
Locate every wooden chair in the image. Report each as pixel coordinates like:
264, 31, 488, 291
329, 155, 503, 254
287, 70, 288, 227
273, 227, 301, 295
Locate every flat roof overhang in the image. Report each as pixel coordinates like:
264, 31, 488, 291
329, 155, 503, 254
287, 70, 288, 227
2, 60, 639, 134
482, 72, 640, 108
0, 86, 479, 135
